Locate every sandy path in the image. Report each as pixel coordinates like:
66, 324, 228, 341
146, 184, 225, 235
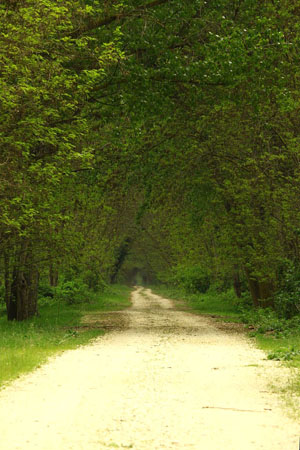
0, 287, 299, 449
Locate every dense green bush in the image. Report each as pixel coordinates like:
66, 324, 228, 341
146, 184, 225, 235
241, 307, 300, 337
189, 287, 240, 316
38, 280, 55, 298
37, 280, 56, 307
38, 277, 109, 307
54, 279, 90, 305
268, 348, 300, 361
169, 264, 211, 293
274, 264, 300, 318
82, 270, 108, 292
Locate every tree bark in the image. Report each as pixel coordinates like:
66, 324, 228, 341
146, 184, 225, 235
110, 237, 132, 284
49, 264, 59, 287
233, 268, 242, 298
244, 268, 274, 308
257, 280, 274, 308
4, 250, 11, 312
6, 241, 39, 321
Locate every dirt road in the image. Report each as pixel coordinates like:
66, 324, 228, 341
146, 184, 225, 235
0, 287, 299, 449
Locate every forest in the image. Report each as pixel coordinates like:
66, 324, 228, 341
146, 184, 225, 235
1, 0, 300, 322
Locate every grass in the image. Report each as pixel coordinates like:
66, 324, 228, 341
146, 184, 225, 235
240, 308, 300, 370
150, 284, 240, 319
255, 333, 300, 418
255, 333, 300, 419
0, 284, 131, 388
256, 334, 300, 367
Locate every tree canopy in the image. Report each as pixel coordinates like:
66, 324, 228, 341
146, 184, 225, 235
1, 0, 300, 319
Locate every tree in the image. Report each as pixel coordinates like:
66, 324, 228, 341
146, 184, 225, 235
0, 0, 122, 319
2, 0, 300, 318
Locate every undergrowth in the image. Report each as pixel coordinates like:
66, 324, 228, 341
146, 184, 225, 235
240, 307, 300, 367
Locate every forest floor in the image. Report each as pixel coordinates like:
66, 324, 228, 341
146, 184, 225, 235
0, 287, 299, 449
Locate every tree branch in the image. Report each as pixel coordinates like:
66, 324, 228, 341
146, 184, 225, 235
70, 0, 172, 37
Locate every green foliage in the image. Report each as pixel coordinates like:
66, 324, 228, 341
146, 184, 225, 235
152, 284, 240, 318
241, 308, 300, 338
38, 280, 55, 299
188, 287, 240, 317
274, 263, 300, 318
1, 0, 300, 324
52, 279, 90, 305
37, 281, 56, 307
0, 0, 127, 320
167, 265, 211, 294
81, 270, 108, 292
267, 348, 300, 361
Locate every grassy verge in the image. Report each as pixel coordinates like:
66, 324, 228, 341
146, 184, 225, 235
240, 309, 300, 369
254, 333, 300, 419
0, 284, 131, 388
150, 284, 300, 409
150, 284, 240, 320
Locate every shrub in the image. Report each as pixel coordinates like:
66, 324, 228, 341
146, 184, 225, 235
37, 280, 57, 306
38, 280, 55, 298
55, 279, 90, 305
82, 270, 108, 292
169, 264, 211, 293
268, 348, 300, 361
241, 307, 300, 337
274, 262, 300, 318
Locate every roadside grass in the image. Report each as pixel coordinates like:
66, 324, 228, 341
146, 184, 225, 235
0, 284, 131, 388
256, 335, 300, 366
255, 333, 300, 418
256, 333, 300, 419
150, 284, 300, 407
240, 308, 300, 371
150, 285, 240, 320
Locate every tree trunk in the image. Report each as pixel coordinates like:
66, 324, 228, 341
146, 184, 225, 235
247, 277, 260, 307
6, 242, 39, 321
4, 251, 11, 312
233, 269, 242, 298
257, 280, 274, 308
110, 237, 132, 284
244, 268, 274, 308
49, 264, 59, 287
